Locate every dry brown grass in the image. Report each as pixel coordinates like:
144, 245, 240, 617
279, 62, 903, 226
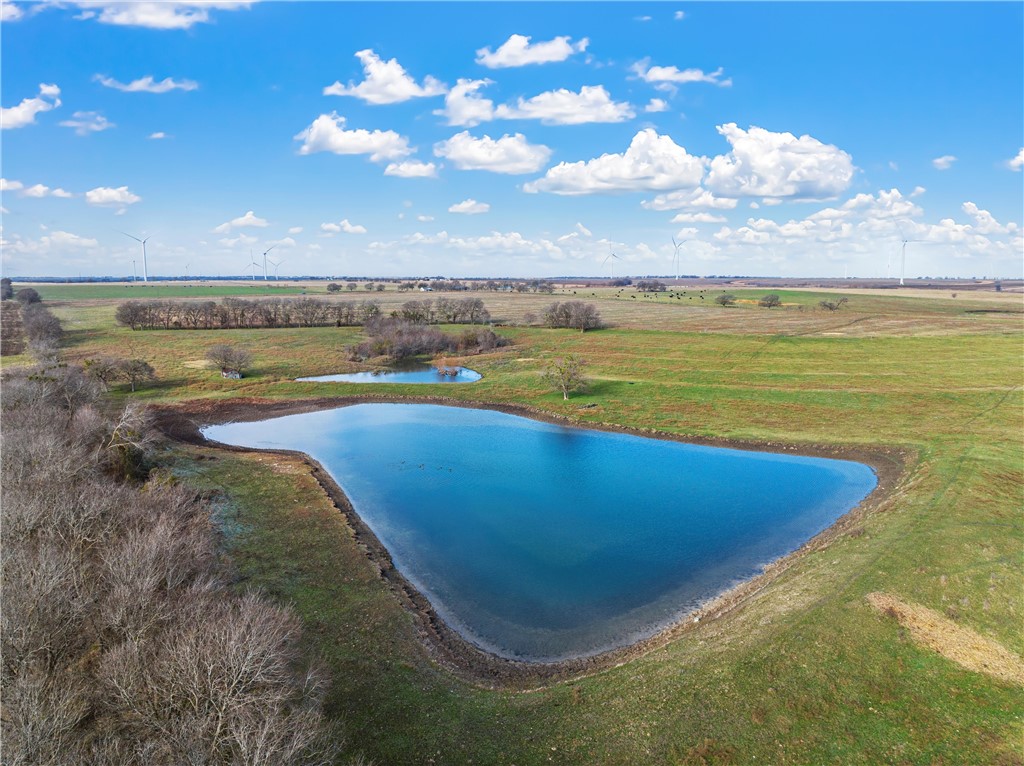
867, 592, 1024, 686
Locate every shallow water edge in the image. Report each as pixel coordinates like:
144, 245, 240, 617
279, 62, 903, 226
154, 395, 911, 689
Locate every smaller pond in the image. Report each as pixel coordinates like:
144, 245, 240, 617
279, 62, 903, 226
297, 365, 481, 384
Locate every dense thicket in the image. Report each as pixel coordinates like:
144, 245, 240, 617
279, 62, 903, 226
1, 366, 343, 765
542, 301, 602, 333
346, 317, 507, 362
634, 280, 667, 292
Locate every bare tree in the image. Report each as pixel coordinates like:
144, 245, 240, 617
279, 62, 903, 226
818, 297, 849, 312
759, 293, 782, 308
715, 293, 737, 307
543, 355, 589, 400
205, 344, 253, 377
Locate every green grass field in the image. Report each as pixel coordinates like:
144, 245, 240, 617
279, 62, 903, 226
26, 281, 312, 301
10, 286, 1024, 764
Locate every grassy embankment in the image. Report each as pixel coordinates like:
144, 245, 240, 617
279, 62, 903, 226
12, 284, 1024, 765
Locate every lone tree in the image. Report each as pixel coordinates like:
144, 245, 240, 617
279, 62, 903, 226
326, 282, 342, 293
543, 354, 589, 400
120, 358, 156, 392
715, 293, 737, 307
206, 344, 253, 377
14, 287, 41, 305
759, 293, 782, 308
818, 297, 849, 312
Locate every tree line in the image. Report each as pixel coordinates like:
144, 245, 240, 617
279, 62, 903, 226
114, 296, 493, 331
1, 282, 65, 359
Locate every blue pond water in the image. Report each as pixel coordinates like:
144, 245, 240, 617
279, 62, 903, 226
204, 404, 876, 662
296, 366, 481, 384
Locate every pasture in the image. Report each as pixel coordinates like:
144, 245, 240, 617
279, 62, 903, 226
9, 282, 1023, 764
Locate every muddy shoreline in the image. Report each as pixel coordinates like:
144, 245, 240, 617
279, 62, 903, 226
153, 395, 911, 689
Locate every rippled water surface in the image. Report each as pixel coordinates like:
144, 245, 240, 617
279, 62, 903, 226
204, 404, 876, 661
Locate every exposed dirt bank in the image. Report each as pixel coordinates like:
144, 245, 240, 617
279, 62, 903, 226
153, 395, 911, 689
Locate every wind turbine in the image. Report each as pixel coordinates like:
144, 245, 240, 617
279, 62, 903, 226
267, 257, 286, 280
184, 262, 191, 280
261, 244, 277, 281
245, 250, 260, 281
131, 260, 137, 283
672, 236, 688, 282
896, 223, 922, 286
122, 232, 151, 282
602, 244, 620, 279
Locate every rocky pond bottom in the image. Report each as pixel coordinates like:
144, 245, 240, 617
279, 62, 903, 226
203, 404, 877, 662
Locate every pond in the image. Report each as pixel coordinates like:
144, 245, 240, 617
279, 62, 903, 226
296, 365, 481, 384
203, 404, 877, 662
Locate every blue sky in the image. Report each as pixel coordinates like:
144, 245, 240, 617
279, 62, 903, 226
2, 1, 1022, 279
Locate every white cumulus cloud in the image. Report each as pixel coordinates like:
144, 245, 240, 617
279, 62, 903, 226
0, 178, 24, 192
384, 160, 438, 178
21, 183, 73, 198
323, 49, 445, 104
670, 212, 728, 224
434, 78, 496, 127
70, 2, 253, 30
475, 34, 588, 68
932, 155, 957, 170
494, 85, 634, 125
85, 185, 140, 207
448, 199, 490, 215
294, 112, 411, 161
59, 110, 114, 135
321, 219, 367, 234
288, 226, 303, 234
417, 215, 434, 222
644, 98, 670, 113
93, 74, 198, 93
148, 131, 169, 139
1, 3, 24, 21
434, 131, 551, 175
1009, 148, 1024, 171
632, 59, 731, 88
961, 202, 1018, 235
524, 128, 706, 195
705, 123, 854, 200
1, 83, 61, 129
213, 210, 268, 233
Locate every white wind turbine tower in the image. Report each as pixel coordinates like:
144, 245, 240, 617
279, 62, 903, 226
602, 244, 620, 278
267, 257, 286, 280
672, 236, 688, 282
896, 223, 922, 286
245, 250, 260, 281
261, 245, 277, 281
122, 232, 151, 282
